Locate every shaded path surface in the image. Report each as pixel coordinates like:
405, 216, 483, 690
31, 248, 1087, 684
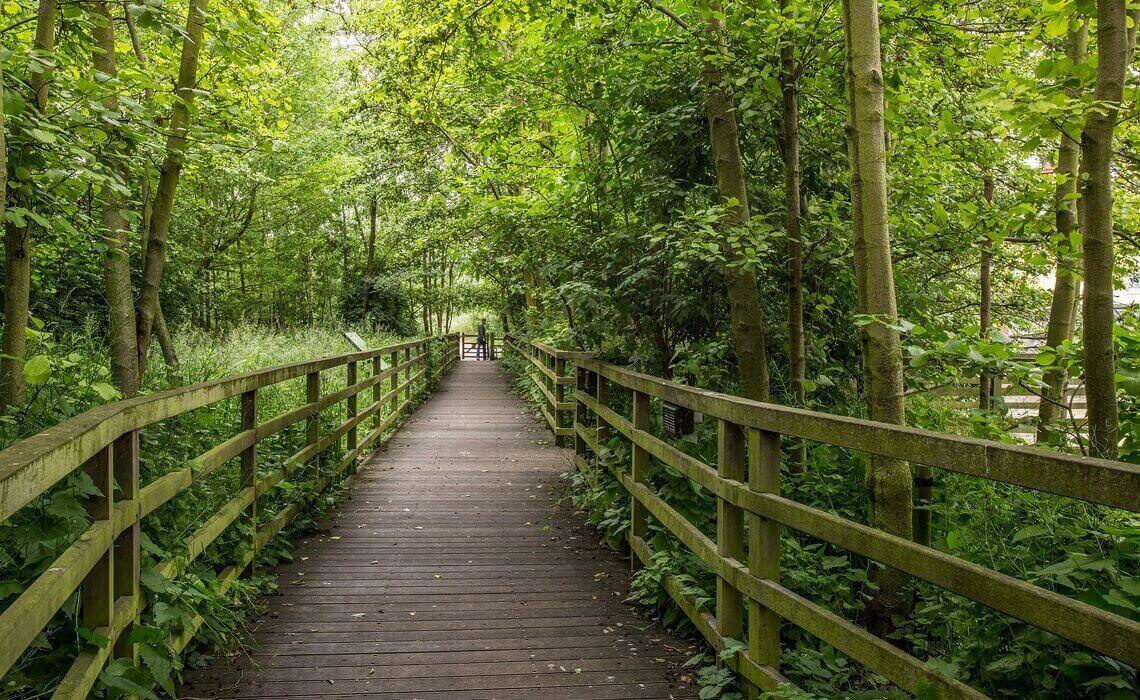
182, 360, 696, 699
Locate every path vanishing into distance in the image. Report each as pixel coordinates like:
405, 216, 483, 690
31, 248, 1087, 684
180, 359, 697, 699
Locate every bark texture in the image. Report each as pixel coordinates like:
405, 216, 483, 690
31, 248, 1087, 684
781, 0, 807, 469
844, 0, 914, 631
978, 175, 994, 410
91, 0, 140, 395
0, 0, 57, 410
699, 0, 770, 401
136, 0, 209, 378
1079, 0, 1127, 459
1038, 22, 1087, 441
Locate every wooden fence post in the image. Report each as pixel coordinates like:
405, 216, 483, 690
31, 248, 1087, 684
574, 367, 588, 460
306, 371, 320, 473
346, 362, 357, 474
595, 371, 609, 459
747, 427, 782, 686
112, 430, 139, 661
630, 390, 651, 571
555, 356, 567, 447
240, 390, 258, 573
386, 352, 397, 420
81, 446, 113, 639
404, 347, 412, 404
717, 420, 746, 669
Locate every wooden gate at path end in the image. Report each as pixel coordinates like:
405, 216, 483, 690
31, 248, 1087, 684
502, 333, 1139, 699
0, 334, 460, 698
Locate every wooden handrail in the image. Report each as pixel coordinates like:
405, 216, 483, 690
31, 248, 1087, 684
502, 336, 1140, 698
0, 333, 461, 697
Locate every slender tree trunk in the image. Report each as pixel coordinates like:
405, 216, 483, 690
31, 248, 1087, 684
781, 0, 806, 470
978, 175, 994, 409
340, 209, 350, 303
1080, 0, 1127, 460
523, 266, 540, 333
154, 303, 179, 381
1039, 18, 1086, 443
0, 49, 8, 401
845, 0, 915, 632
1, 0, 57, 410
698, 0, 770, 401
304, 248, 314, 326
361, 195, 378, 317
136, 0, 209, 378
91, 0, 140, 396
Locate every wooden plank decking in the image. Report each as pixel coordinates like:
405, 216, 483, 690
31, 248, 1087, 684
181, 359, 696, 699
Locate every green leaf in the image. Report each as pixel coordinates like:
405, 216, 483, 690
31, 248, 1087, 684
984, 45, 1004, 67
98, 668, 160, 700
91, 382, 122, 401
27, 128, 57, 144
78, 626, 111, 648
23, 355, 51, 385
1012, 525, 1048, 543
139, 643, 176, 696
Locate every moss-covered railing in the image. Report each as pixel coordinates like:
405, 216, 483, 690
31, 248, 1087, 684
0, 333, 459, 698
502, 335, 1139, 698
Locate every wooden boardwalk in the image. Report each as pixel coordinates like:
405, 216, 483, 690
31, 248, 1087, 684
181, 360, 696, 699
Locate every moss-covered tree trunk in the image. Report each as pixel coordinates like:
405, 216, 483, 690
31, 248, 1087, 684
781, 0, 806, 468
91, 0, 140, 395
1079, 0, 1127, 460
136, 0, 209, 378
1038, 22, 1087, 441
699, 0, 770, 401
844, 0, 914, 631
1, 0, 57, 410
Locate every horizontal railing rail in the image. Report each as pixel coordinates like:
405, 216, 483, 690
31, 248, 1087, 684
502, 335, 1139, 698
0, 333, 460, 698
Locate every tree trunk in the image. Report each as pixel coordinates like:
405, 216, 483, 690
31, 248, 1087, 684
136, 0, 209, 378
304, 248, 314, 326
781, 0, 806, 470
1038, 22, 1088, 441
845, 0, 914, 632
154, 303, 180, 383
0, 45, 8, 406
91, 0, 140, 396
698, 0, 770, 401
0, 0, 57, 410
978, 175, 994, 410
523, 266, 540, 334
361, 195, 378, 318
1080, 0, 1127, 460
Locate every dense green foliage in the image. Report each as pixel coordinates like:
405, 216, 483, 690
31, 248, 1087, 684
1, 0, 1139, 696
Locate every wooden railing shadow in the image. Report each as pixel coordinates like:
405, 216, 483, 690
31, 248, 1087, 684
0, 333, 459, 698
503, 334, 1139, 698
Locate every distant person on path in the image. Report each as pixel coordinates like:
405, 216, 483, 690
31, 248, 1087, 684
476, 318, 489, 360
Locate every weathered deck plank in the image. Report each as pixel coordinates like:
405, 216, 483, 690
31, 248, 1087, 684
181, 360, 695, 698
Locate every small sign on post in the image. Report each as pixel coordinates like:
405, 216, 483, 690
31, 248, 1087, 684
343, 331, 369, 351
